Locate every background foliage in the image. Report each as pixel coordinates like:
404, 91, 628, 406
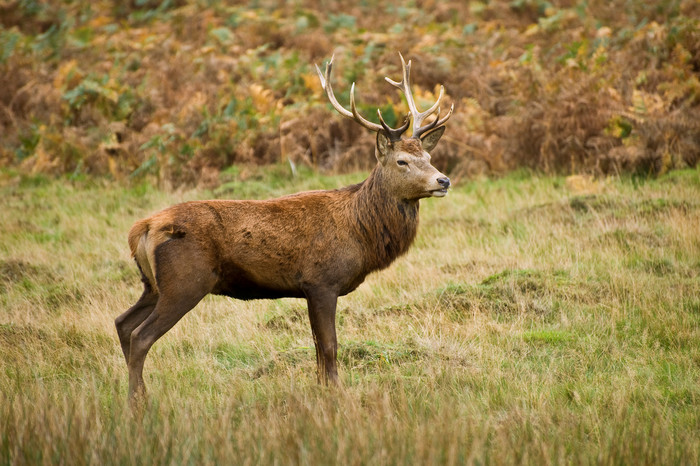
1, 0, 699, 186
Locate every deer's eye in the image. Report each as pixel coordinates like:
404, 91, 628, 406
397, 160, 408, 167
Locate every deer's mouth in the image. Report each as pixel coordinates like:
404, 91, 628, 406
430, 188, 449, 197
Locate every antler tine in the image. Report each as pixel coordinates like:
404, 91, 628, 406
385, 53, 416, 114
315, 55, 353, 120
385, 52, 449, 138
316, 55, 388, 134
349, 83, 384, 133
413, 102, 455, 139
434, 102, 454, 128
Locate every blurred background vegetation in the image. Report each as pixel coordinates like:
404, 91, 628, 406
1, 0, 699, 187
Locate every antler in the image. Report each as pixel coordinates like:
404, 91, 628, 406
384, 52, 454, 139
315, 54, 410, 141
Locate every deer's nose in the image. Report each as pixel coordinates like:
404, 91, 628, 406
437, 177, 451, 189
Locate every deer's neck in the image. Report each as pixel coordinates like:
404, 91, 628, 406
352, 166, 419, 272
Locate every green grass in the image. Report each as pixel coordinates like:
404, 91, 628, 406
1, 167, 700, 464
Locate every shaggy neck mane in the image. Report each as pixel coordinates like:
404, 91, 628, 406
350, 165, 419, 273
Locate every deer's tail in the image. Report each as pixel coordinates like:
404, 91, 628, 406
128, 219, 158, 293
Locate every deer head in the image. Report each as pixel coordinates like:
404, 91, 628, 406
316, 53, 453, 200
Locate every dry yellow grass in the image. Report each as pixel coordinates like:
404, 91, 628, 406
1, 166, 699, 464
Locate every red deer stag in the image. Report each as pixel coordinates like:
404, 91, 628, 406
115, 53, 453, 403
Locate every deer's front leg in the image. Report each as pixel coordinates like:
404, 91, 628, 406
306, 290, 339, 385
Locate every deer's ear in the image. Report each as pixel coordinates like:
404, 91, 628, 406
420, 126, 445, 152
376, 132, 392, 164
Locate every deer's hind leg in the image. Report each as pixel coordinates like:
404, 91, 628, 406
126, 239, 218, 403
115, 277, 158, 364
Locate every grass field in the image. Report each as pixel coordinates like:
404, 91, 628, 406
1, 166, 699, 464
